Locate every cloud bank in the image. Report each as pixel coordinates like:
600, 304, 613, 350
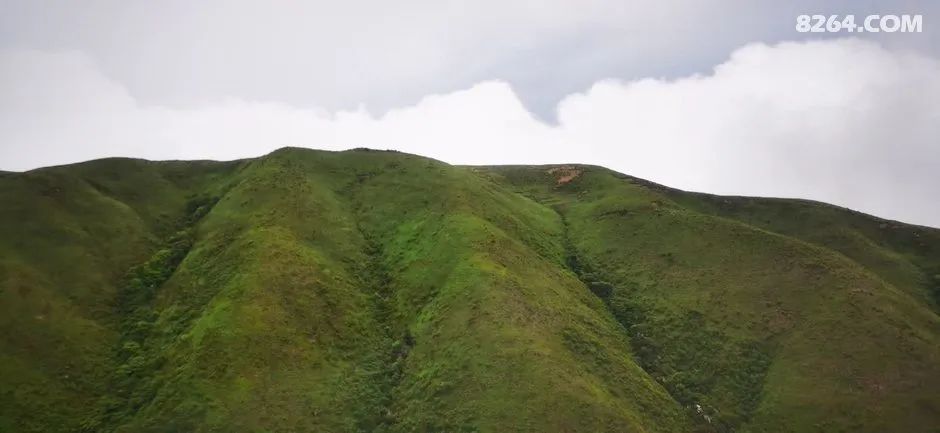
9, 0, 924, 117
1, 38, 938, 227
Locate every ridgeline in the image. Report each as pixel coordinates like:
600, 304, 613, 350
1, 148, 938, 432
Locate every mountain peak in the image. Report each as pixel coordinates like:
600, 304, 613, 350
1, 150, 938, 432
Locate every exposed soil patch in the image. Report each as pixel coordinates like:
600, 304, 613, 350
547, 166, 582, 186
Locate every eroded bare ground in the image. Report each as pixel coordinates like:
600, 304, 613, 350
547, 166, 582, 186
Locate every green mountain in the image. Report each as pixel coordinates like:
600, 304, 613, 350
1, 147, 938, 433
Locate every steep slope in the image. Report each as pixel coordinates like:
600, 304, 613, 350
0, 148, 938, 433
333, 150, 686, 432
0, 159, 239, 432
1, 149, 687, 432
483, 165, 940, 432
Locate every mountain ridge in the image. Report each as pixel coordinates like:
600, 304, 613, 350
1, 147, 937, 432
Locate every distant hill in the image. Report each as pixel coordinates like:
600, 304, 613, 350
1, 147, 938, 432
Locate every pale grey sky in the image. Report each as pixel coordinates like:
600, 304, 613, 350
1, 1, 938, 227
3, 0, 935, 117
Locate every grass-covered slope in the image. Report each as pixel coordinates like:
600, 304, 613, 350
1, 148, 938, 432
485, 165, 940, 432
0, 158, 239, 432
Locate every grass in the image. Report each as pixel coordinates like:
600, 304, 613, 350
0, 148, 938, 432
485, 164, 940, 432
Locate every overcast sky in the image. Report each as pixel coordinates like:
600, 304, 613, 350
1, 1, 938, 227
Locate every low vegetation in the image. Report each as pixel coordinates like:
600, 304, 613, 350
1, 148, 938, 432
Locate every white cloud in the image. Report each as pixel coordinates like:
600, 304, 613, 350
8, 0, 932, 117
556, 39, 940, 225
0, 0, 710, 113
1, 38, 939, 227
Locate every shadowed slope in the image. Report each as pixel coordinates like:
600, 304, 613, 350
0, 159, 239, 432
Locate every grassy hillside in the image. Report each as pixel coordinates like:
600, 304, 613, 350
484, 165, 940, 432
1, 148, 937, 432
